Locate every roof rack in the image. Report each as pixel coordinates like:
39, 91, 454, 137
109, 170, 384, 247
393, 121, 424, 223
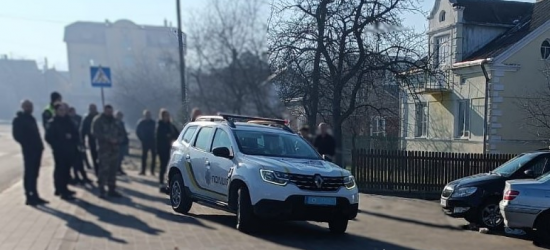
217, 113, 294, 133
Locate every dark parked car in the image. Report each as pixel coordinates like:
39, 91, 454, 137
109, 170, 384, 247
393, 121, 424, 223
440, 150, 550, 230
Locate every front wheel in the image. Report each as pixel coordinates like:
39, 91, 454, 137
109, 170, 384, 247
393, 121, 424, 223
170, 173, 193, 214
236, 186, 257, 233
477, 200, 503, 230
328, 219, 349, 234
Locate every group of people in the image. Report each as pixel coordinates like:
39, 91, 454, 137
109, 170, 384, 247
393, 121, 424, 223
13, 92, 134, 205
298, 122, 337, 160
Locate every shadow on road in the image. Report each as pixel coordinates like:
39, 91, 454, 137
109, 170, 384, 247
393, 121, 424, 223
109, 196, 216, 230
72, 199, 164, 235
119, 186, 170, 205
193, 214, 417, 250
129, 176, 161, 189
34, 206, 127, 244
360, 210, 462, 231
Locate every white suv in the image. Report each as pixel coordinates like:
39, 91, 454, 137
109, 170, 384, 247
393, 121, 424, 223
167, 114, 359, 234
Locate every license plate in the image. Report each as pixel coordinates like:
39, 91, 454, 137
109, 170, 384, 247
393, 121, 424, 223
440, 198, 448, 207
305, 196, 337, 206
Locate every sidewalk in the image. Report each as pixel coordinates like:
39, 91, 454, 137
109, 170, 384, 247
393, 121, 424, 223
0, 157, 262, 250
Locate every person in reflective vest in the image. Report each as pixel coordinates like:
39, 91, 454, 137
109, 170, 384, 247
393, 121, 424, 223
42, 92, 62, 129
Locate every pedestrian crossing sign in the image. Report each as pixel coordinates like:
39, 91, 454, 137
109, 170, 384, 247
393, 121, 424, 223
90, 66, 112, 88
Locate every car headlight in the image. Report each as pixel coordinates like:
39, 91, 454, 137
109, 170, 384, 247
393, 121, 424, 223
451, 187, 477, 198
260, 169, 289, 186
344, 176, 356, 189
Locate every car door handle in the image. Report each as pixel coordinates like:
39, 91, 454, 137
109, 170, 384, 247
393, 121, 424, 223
205, 161, 210, 166
185, 155, 190, 160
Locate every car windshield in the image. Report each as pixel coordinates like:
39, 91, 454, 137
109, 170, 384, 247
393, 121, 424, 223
492, 153, 540, 177
234, 130, 320, 159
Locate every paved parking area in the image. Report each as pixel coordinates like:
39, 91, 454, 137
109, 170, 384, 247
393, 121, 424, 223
0, 160, 545, 250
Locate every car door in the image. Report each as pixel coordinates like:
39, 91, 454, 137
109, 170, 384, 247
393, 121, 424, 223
187, 126, 216, 199
208, 128, 235, 198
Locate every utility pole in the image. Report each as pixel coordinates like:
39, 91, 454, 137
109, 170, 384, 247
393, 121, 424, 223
176, 0, 188, 121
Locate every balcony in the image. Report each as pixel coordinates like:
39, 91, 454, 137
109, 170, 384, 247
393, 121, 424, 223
414, 82, 452, 94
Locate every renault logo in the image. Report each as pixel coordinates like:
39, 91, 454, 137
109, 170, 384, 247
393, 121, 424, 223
314, 175, 324, 188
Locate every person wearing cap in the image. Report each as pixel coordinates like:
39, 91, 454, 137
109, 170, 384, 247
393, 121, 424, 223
45, 102, 78, 200
12, 100, 49, 206
42, 92, 62, 129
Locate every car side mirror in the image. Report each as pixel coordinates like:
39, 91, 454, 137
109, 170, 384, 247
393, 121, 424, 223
213, 147, 232, 159
524, 169, 535, 178
322, 154, 332, 162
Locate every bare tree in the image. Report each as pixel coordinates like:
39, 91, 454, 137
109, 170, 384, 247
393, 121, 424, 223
516, 61, 550, 139
269, 0, 426, 165
186, 0, 284, 116
113, 52, 181, 126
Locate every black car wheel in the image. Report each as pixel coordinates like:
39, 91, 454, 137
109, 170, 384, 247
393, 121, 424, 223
328, 218, 349, 234
534, 212, 550, 246
478, 200, 503, 230
236, 186, 257, 233
170, 173, 192, 214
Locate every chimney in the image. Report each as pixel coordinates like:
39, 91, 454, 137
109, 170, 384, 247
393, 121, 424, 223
530, 0, 550, 31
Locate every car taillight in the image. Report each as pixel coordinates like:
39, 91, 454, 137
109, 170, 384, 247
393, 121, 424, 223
504, 190, 520, 201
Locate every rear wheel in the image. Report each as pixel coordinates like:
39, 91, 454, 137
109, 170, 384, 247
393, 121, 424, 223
328, 219, 349, 234
477, 199, 503, 230
236, 186, 257, 233
534, 213, 550, 246
170, 173, 192, 214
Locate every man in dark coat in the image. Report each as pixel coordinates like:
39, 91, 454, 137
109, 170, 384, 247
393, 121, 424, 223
81, 104, 99, 175
314, 123, 336, 160
136, 110, 156, 176
68, 107, 91, 184
156, 109, 179, 192
12, 100, 49, 206
45, 103, 78, 200
42, 92, 62, 129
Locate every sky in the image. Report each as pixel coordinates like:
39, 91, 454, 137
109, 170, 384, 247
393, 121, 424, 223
0, 0, 433, 71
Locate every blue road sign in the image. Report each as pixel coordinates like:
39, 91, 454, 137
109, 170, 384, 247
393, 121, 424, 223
91, 66, 112, 88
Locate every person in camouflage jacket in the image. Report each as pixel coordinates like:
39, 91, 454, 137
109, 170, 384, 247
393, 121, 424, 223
92, 105, 124, 198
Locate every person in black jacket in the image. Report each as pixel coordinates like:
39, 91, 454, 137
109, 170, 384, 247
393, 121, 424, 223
12, 100, 49, 206
45, 103, 78, 200
313, 123, 336, 159
81, 104, 99, 175
156, 109, 179, 192
68, 107, 91, 184
136, 109, 156, 176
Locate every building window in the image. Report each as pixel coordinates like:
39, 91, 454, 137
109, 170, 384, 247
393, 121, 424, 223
415, 102, 428, 137
434, 35, 450, 67
456, 99, 471, 138
439, 11, 446, 22
370, 116, 386, 137
541, 40, 550, 60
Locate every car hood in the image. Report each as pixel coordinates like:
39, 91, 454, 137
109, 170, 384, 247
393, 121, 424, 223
242, 155, 350, 177
450, 172, 504, 187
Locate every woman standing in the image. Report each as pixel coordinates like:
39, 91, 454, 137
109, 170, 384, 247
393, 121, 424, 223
156, 109, 179, 193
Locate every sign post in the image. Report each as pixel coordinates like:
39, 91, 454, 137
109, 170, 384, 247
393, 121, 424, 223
90, 66, 112, 107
